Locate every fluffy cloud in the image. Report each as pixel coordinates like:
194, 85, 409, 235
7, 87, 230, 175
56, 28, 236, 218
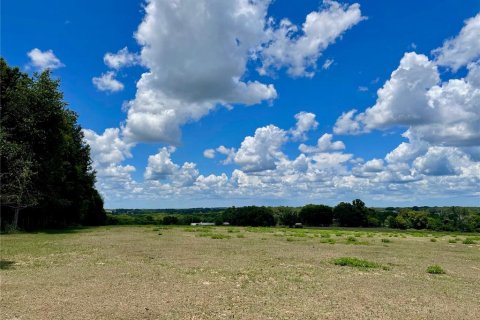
92, 71, 124, 92
123, 0, 276, 143
433, 13, 480, 71
334, 55, 480, 148
259, 1, 364, 77
121, 0, 362, 144
27, 48, 64, 71
352, 52, 440, 132
203, 149, 216, 159
90, 116, 479, 207
144, 147, 199, 187
83, 128, 132, 166
83, 128, 138, 201
333, 109, 362, 135
104, 47, 140, 69
413, 147, 463, 176
290, 112, 319, 141
234, 125, 288, 172
216, 146, 236, 164
299, 133, 345, 153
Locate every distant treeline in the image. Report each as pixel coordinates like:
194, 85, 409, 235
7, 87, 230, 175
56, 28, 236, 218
110, 208, 226, 214
0, 58, 106, 231
107, 200, 480, 232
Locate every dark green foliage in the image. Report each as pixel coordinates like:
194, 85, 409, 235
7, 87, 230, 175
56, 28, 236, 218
106, 203, 480, 232
277, 207, 298, 226
299, 204, 333, 226
222, 206, 276, 227
333, 200, 368, 227
462, 238, 475, 244
162, 215, 179, 225
0, 58, 105, 230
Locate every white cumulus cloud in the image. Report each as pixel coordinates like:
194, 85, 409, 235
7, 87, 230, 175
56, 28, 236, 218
299, 133, 345, 153
104, 47, 140, 69
290, 111, 319, 141
259, 1, 364, 77
92, 71, 124, 92
27, 48, 64, 71
433, 12, 480, 71
121, 0, 362, 144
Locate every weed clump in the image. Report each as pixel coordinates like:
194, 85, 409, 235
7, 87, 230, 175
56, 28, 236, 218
462, 238, 475, 245
320, 238, 336, 244
427, 265, 445, 274
334, 257, 388, 270
346, 236, 357, 243
210, 233, 231, 239
430, 238, 437, 242
381, 238, 391, 243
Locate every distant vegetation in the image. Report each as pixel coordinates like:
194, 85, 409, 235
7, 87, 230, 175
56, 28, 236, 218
107, 200, 480, 232
0, 58, 106, 231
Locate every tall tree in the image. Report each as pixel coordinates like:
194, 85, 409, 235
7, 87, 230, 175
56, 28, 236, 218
0, 58, 106, 230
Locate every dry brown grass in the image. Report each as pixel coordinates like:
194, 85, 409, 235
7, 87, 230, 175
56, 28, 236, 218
1, 226, 479, 319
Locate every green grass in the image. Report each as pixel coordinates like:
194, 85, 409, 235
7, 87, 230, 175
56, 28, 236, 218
1, 226, 479, 320
427, 265, 446, 274
320, 238, 336, 244
462, 238, 475, 244
333, 257, 388, 270
209, 233, 231, 239
381, 238, 391, 243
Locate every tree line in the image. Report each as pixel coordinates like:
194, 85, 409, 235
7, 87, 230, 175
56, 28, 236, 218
0, 58, 106, 231
107, 201, 480, 232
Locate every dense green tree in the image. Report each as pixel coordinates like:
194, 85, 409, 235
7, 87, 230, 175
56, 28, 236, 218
299, 204, 333, 226
0, 58, 106, 230
222, 206, 276, 227
333, 200, 368, 227
277, 208, 298, 227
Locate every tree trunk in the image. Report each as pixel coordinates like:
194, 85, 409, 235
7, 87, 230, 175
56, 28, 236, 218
13, 207, 20, 230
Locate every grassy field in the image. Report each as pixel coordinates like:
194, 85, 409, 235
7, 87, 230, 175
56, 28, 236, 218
1, 226, 479, 320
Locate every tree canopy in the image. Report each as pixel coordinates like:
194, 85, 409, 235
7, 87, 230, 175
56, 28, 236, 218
0, 58, 106, 230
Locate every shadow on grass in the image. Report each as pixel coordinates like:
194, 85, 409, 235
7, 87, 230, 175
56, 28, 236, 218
0, 260, 16, 270
36, 227, 90, 234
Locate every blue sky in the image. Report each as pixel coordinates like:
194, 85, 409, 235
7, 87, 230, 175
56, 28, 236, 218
3, 0, 480, 208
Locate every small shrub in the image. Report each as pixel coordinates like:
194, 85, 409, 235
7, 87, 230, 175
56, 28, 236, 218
381, 238, 391, 243
334, 257, 388, 270
320, 238, 336, 244
462, 238, 475, 244
236, 234, 245, 238
210, 233, 231, 239
430, 238, 437, 242
427, 265, 445, 274
346, 236, 357, 243
448, 239, 457, 243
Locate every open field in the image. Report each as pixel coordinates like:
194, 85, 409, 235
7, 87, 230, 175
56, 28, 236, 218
1, 226, 479, 320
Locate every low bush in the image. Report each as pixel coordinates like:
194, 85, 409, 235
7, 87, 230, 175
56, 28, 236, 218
426, 265, 445, 274
334, 257, 388, 270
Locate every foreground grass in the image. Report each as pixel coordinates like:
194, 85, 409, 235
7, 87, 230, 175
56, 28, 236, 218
334, 257, 389, 270
1, 226, 479, 320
